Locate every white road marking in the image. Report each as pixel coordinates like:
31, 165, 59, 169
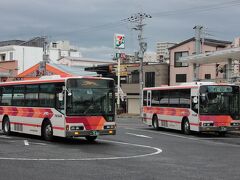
125, 127, 240, 147
31, 142, 47, 146
0, 135, 12, 139
125, 127, 198, 141
0, 139, 162, 161
24, 140, 29, 146
126, 132, 152, 139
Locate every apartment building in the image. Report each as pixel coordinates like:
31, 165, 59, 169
169, 37, 232, 85
156, 42, 176, 63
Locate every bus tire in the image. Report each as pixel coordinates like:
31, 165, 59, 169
152, 115, 159, 130
85, 136, 97, 142
2, 117, 11, 136
42, 120, 53, 141
182, 118, 191, 135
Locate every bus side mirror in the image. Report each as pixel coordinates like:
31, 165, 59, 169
58, 93, 64, 101
193, 96, 198, 103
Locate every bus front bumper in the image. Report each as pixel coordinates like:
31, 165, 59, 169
199, 126, 240, 132
66, 129, 116, 137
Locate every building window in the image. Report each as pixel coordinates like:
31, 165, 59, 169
145, 72, 155, 87
9, 52, 13, 60
176, 74, 187, 83
131, 70, 139, 83
0, 54, 6, 61
205, 74, 211, 79
52, 43, 57, 48
174, 51, 189, 67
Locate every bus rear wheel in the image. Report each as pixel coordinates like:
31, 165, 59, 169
42, 121, 53, 141
182, 119, 191, 135
2, 117, 11, 136
152, 115, 159, 130
85, 136, 97, 142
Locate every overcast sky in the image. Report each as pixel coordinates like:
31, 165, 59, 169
0, 0, 240, 59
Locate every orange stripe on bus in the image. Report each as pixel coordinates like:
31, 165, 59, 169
143, 107, 190, 117
0, 107, 53, 119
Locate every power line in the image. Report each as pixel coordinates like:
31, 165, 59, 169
3, 1, 240, 39
152, 0, 240, 18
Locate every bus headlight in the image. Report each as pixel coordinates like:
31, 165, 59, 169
104, 125, 115, 129
70, 126, 84, 131
231, 122, 240, 126
203, 123, 214, 127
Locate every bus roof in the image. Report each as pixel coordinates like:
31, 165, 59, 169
143, 82, 236, 91
0, 75, 114, 86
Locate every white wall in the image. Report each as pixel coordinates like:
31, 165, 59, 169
0, 45, 43, 73
13, 46, 43, 73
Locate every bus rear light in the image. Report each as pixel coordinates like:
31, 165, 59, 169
109, 130, 113, 134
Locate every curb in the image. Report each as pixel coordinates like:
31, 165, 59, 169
228, 131, 240, 135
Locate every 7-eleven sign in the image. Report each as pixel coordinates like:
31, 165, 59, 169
114, 34, 125, 49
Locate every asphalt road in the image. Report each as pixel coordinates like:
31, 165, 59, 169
1, 116, 240, 180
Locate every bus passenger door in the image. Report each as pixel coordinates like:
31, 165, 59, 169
147, 90, 151, 107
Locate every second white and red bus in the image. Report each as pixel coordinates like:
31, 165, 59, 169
143, 82, 240, 136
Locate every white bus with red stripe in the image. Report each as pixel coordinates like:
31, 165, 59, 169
143, 82, 240, 136
0, 76, 116, 141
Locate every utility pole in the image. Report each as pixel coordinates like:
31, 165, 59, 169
42, 36, 49, 76
125, 13, 151, 116
193, 25, 203, 81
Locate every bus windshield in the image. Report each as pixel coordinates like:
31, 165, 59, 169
66, 79, 115, 116
199, 85, 240, 119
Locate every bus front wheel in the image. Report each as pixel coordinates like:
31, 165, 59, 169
182, 119, 191, 135
42, 121, 53, 141
2, 117, 11, 135
85, 136, 97, 142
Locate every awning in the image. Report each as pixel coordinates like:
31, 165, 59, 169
179, 47, 240, 64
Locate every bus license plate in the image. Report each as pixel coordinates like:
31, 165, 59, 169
220, 127, 227, 131
90, 131, 99, 136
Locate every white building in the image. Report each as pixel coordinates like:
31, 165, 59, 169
58, 57, 114, 67
143, 52, 157, 63
0, 45, 43, 73
156, 42, 176, 63
48, 41, 82, 63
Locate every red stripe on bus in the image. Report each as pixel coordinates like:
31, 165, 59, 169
11, 122, 40, 127
10, 122, 64, 131
143, 118, 199, 127
53, 126, 65, 131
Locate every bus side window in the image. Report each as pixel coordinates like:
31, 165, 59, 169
1, 86, 13, 106
39, 84, 55, 107
55, 84, 65, 113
